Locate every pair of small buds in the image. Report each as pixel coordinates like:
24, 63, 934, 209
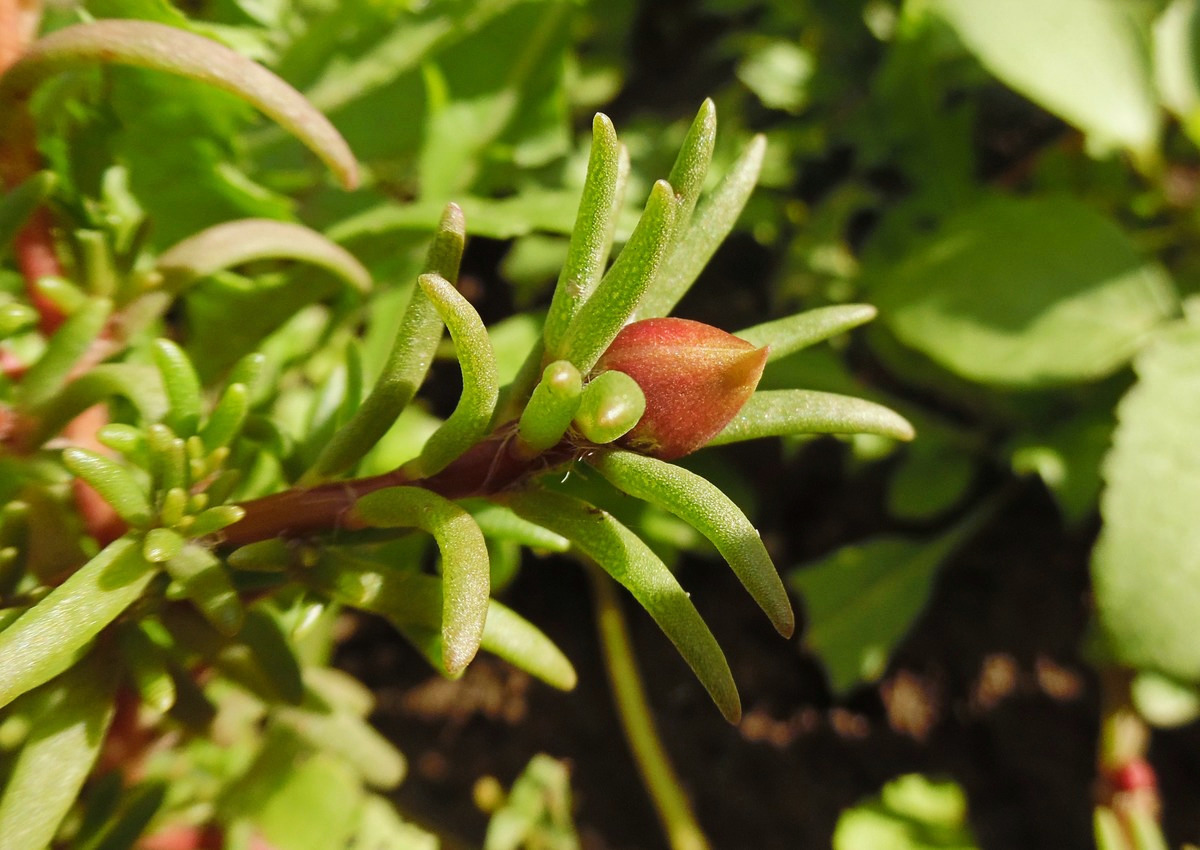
517, 318, 768, 460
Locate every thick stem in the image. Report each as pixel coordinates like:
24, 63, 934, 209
587, 562, 711, 850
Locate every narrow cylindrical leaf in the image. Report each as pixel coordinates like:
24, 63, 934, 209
0, 537, 155, 708
707, 389, 916, 446
200, 382, 250, 451
308, 204, 465, 481
506, 490, 740, 723
0, 20, 358, 188
0, 652, 118, 850
62, 447, 153, 527
28, 364, 168, 447
188, 505, 247, 538
155, 219, 371, 294
737, 304, 878, 362
465, 500, 570, 552
543, 114, 623, 355
0, 299, 38, 338
17, 296, 112, 411
96, 423, 146, 458
516, 360, 582, 455
151, 338, 204, 437
573, 370, 646, 445
143, 527, 185, 564
558, 180, 679, 374
117, 624, 176, 714
410, 273, 499, 477
309, 551, 575, 690
147, 423, 189, 494
352, 487, 490, 675
590, 450, 793, 636
227, 538, 297, 572
666, 98, 717, 229
164, 544, 244, 636
223, 609, 305, 705
636, 134, 766, 320
0, 171, 56, 250
595, 318, 767, 460
76, 229, 119, 298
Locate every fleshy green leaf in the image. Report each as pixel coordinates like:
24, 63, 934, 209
635, 135, 766, 320
588, 450, 793, 636
353, 487, 490, 675
117, 623, 176, 714
275, 697, 406, 790
409, 273, 500, 477
543, 113, 625, 355
666, 98, 718, 230
1091, 319, 1200, 681
0, 653, 119, 850
465, 500, 570, 552
928, 0, 1158, 160
789, 516, 981, 693
506, 490, 740, 722
155, 219, 371, 295
200, 382, 250, 451
28, 364, 168, 446
151, 338, 204, 438
16, 297, 112, 412
557, 180, 679, 374
0, 20, 359, 188
572, 369, 646, 445
309, 204, 465, 482
738, 304, 878, 362
708, 389, 915, 446
165, 543, 244, 636
871, 197, 1175, 387
310, 550, 576, 690
516, 360, 583, 455
62, 447, 153, 527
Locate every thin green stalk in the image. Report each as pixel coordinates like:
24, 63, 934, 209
587, 563, 711, 850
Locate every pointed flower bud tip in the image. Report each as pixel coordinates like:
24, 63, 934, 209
594, 318, 767, 460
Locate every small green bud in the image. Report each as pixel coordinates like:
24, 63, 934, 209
573, 370, 646, 445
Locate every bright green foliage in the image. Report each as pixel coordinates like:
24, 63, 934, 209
710, 389, 915, 446
572, 369, 646, 445
833, 774, 978, 850
517, 360, 583, 454
1092, 318, 1200, 682
0, 171, 56, 251
871, 196, 1176, 387
484, 754, 580, 850
16, 297, 112, 411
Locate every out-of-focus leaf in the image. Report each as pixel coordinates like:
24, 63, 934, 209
928, 0, 1159, 159
889, 434, 975, 520
0, 536, 155, 708
353, 796, 439, 850
16, 297, 112, 412
871, 196, 1176, 387
1092, 319, 1200, 682
790, 515, 981, 693
1009, 412, 1114, 525
1132, 670, 1200, 728
833, 774, 979, 850
0, 171, 56, 255
275, 698, 406, 789
484, 754, 579, 850
1155, 0, 1200, 143
737, 40, 813, 113
0, 653, 118, 850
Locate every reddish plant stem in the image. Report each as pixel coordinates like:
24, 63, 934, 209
222, 430, 576, 547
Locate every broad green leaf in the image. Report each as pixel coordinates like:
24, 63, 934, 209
506, 490, 740, 722
871, 196, 1176, 387
409, 273, 499, 476
558, 180, 679, 374
635, 134, 766, 320
709, 389, 915, 446
589, 450, 793, 636
16, 297, 112, 412
889, 433, 975, 520
543, 114, 625, 355
155, 219, 371, 295
0, 20, 357, 187
0, 655, 119, 850
790, 516, 980, 693
353, 487, 490, 674
738, 304, 877, 363
1091, 319, 1200, 681
310, 550, 576, 690
310, 205, 465, 482
1155, 0, 1200, 144
928, 0, 1159, 159
833, 774, 978, 850
0, 536, 155, 707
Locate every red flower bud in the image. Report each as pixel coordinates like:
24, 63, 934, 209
594, 318, 768, 460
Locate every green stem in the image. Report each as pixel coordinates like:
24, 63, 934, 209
587, 563, 711, 850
